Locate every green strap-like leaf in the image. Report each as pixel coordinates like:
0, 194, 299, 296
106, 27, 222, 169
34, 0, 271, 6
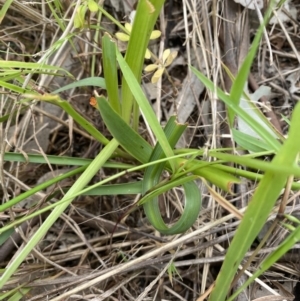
97, 96, 152, 163
120, 0, 166, 125
43, 97, 109, 145
102, 34, 121, 114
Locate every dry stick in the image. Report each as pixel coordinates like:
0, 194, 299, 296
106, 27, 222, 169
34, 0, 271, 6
220, 0, 249, 149
164, 0, 174, 47
279, 175, 294, 214
71, 214, 165, 242
47, 215, 240, 301
219, 1, 250, 297
0, 212, 77, 277
4, 232, 300, 297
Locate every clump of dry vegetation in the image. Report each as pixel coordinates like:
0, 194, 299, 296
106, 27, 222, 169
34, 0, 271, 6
1, 0, 300, 300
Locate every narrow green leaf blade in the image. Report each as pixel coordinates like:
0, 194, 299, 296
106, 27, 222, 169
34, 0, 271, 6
44, 98, 110, 145
52, 77, 106, 94
191, 66, 281, 152
102, 34, 121, 114
209, 101, 300, 301
85, 181, 143, 195
232, 129, 272, 152
97, 96, 152, 163
208, 150, 300, 177
120, 0, 165, 124
0, 0, 14, 23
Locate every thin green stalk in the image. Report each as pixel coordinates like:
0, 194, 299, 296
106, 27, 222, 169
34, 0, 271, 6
0, 139, 119, 288
0, 166, 87, 211
97, 4, 127, 34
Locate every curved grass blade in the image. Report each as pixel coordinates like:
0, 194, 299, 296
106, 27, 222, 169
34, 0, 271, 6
144, 181, 201, 234
142, 117, 201, 234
